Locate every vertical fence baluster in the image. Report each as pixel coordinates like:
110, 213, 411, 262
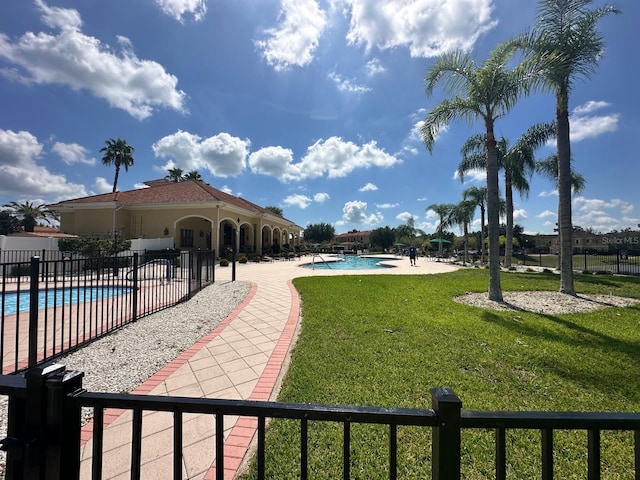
541, 428, 553, 480
634, 430, 639, 480
131, 408, 143, 480
216, 412, 224, 480
301, 417, 308, 480
258, 416, 266, 479
431, 388, 462, 480
389, 423, 397, 480
28, 257, 40, 369
588, 429, 601, 480
174, 410, 183, 480
495, 427, 506, 480
343, 420, 351, 480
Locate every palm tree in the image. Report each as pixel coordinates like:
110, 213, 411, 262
427, 203, 455, 257
422, 43, 543, 301
450, 200, 477, 265
100, 138, 135, 193
165, 167, 184, 182
459, 122, 554, 267
462, 186, 488, 263
3, 201, 57, 232
517, 0, 619, 294
183, 170, 203, 181
536, 156, 586, 194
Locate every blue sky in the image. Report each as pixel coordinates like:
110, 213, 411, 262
1, 0, 637, 236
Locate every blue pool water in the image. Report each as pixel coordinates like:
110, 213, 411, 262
301, 255, 400, 270
1, 286, 131, 315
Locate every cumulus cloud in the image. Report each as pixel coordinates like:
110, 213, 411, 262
250, 136, 400, 181
0, 129, 87, 200
539, 190, 558, 197
155, 0, 207, 23
513, 208, 527, 223
255, 0, 327, 70
396, 211, 417, 222
314, 192, 330, 203
536, 210, 556, 218
0, 0, 186, 120
337, 200, 383, 226
569, 101, 619, 142
365, 58, 385, 77
51, 142, 96, 166
283, 194, 313, 209
376, 202, 398, 209
94, 177, 113, 194
344, 0, 497, 57
152, 130, 250, 177
453, 167, 485, 183
359, 182, 378, 192
573, 196, 637, 232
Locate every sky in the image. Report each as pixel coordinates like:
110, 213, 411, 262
0, 0, 638, 237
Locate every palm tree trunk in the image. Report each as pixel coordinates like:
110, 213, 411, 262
485, 129, 503, 302
504, 171, 514, 268
480, 206, 486, 264
112, 163, 121, 193
557, 92, 575, 295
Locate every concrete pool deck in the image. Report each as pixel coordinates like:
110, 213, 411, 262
78, 255, 459, 479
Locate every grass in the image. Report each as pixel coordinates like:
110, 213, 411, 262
239, 269, 640, 479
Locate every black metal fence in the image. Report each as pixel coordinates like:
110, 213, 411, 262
514, 249, 640, 275
0, 367, 638, 479
0, 250, 215, 374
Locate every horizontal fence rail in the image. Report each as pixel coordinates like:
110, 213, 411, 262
1, 370, 639, 480
0, 250, 215, 374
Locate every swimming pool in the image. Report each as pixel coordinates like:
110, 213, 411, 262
1, 286, 131, 315
301, 255, 400, 270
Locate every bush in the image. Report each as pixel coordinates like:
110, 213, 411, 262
10, 263, 31, 277
219, 258, 229, 267
239, 256, 248, 264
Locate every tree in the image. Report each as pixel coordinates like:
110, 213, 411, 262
100, 138, 135, 193
395, 217, 425, 244
303, 223, 335, 243
370, 226, 396, 251
0, 210, 22, 235
462, 186, 488, 263
265, 206, 284, 217
3, 201, 56, 232
517, 0, 619, 294
459, 122, 554, 267
536, 156, 586, 194
450, 200, 477, 264
422, 43, 543, 301
427, 203, 455, 257
183, 170, 203, 181
165, 167, 184, 182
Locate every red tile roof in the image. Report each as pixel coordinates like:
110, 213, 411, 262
49, 180, 298, 225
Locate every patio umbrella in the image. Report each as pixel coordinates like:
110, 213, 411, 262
394, 242, 405, 247
429, 238, 451, 244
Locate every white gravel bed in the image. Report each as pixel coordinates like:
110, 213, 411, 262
0, 280, 251, 473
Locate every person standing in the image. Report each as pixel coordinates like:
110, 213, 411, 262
409, 244, 417, 266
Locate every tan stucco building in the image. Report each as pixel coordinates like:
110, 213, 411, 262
48, 179, 302, 256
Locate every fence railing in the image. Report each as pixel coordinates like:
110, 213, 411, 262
0, 250, 215, 374
513, 249, 640, 275
0, 367, 638, 479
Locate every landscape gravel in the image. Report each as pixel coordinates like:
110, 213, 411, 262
0, 280, 251, 473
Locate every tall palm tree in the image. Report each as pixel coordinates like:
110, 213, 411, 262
459, 123, 554, 267
100, 138, 135, 193
427, 203, 455, 257
450, 200, 477, 265
422, 42, 543, 301
165, 167, 184, 182
517, 0, 619, 294
462, 186, 488, 263
536, 156, 586, 194
3, 201, 57, 232
183, 170, 203, 181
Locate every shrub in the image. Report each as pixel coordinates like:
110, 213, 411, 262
219, 258, 229, 267
239, 256, 248, 264
10, 263, 31, 277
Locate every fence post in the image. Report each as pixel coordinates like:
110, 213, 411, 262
29, 256, 40, 370
132, 253, 139, 322
616, 249, 620, 274
431, 387, 462, 480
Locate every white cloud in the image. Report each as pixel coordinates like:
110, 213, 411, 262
338, 200, 383, 226
283, 194, 313, 209
344, 0, 497, 57
328, 71, 371, 93
396, 211, 417, 222
365, 58, 385, 76
251, 136, 400, 182
94, 177, 112, 193
539, 190, 558, 197
155, 0, 207, 23
248, 146, 294, 179
219, 185, 233, 194
572, 196, 637, 232
536, 210, 556, 218
376, 202, 398, 209
0, 1, 186, 120
0, 129, 87, 200
255, 0, 327, 71
569, 101, 619, 142
313, 192, 330, 203
513, 208, 527, 222
152, 130, 250, 177
51, 142, 96, 166
359, 182, 378, 192
453, 167, 485, 183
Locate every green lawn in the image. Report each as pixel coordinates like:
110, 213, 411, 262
240, 269, 640, 479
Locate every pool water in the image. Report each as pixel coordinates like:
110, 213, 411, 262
1, 286, 131, 315
301, 255, 400, 270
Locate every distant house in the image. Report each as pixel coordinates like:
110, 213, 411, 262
48, 179, 302, 256
334, 230, 371, 251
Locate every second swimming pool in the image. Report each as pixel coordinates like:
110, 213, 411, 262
2, 286, 132, 315
301, 255, 400, 270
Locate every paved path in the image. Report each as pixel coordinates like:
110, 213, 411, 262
78, 255, 458, 479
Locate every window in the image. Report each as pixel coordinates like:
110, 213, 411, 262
180, 229, 194, 247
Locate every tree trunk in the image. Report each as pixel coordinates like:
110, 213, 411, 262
485, 127, 503, 302
112, 164, 120, 193
504, 171, 514, 268
556, 92, 575, 295
480, 206, 486, 264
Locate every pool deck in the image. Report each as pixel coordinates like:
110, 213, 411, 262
77, 255, 459, 479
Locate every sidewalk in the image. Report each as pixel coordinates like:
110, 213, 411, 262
78, 256, 458, 479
